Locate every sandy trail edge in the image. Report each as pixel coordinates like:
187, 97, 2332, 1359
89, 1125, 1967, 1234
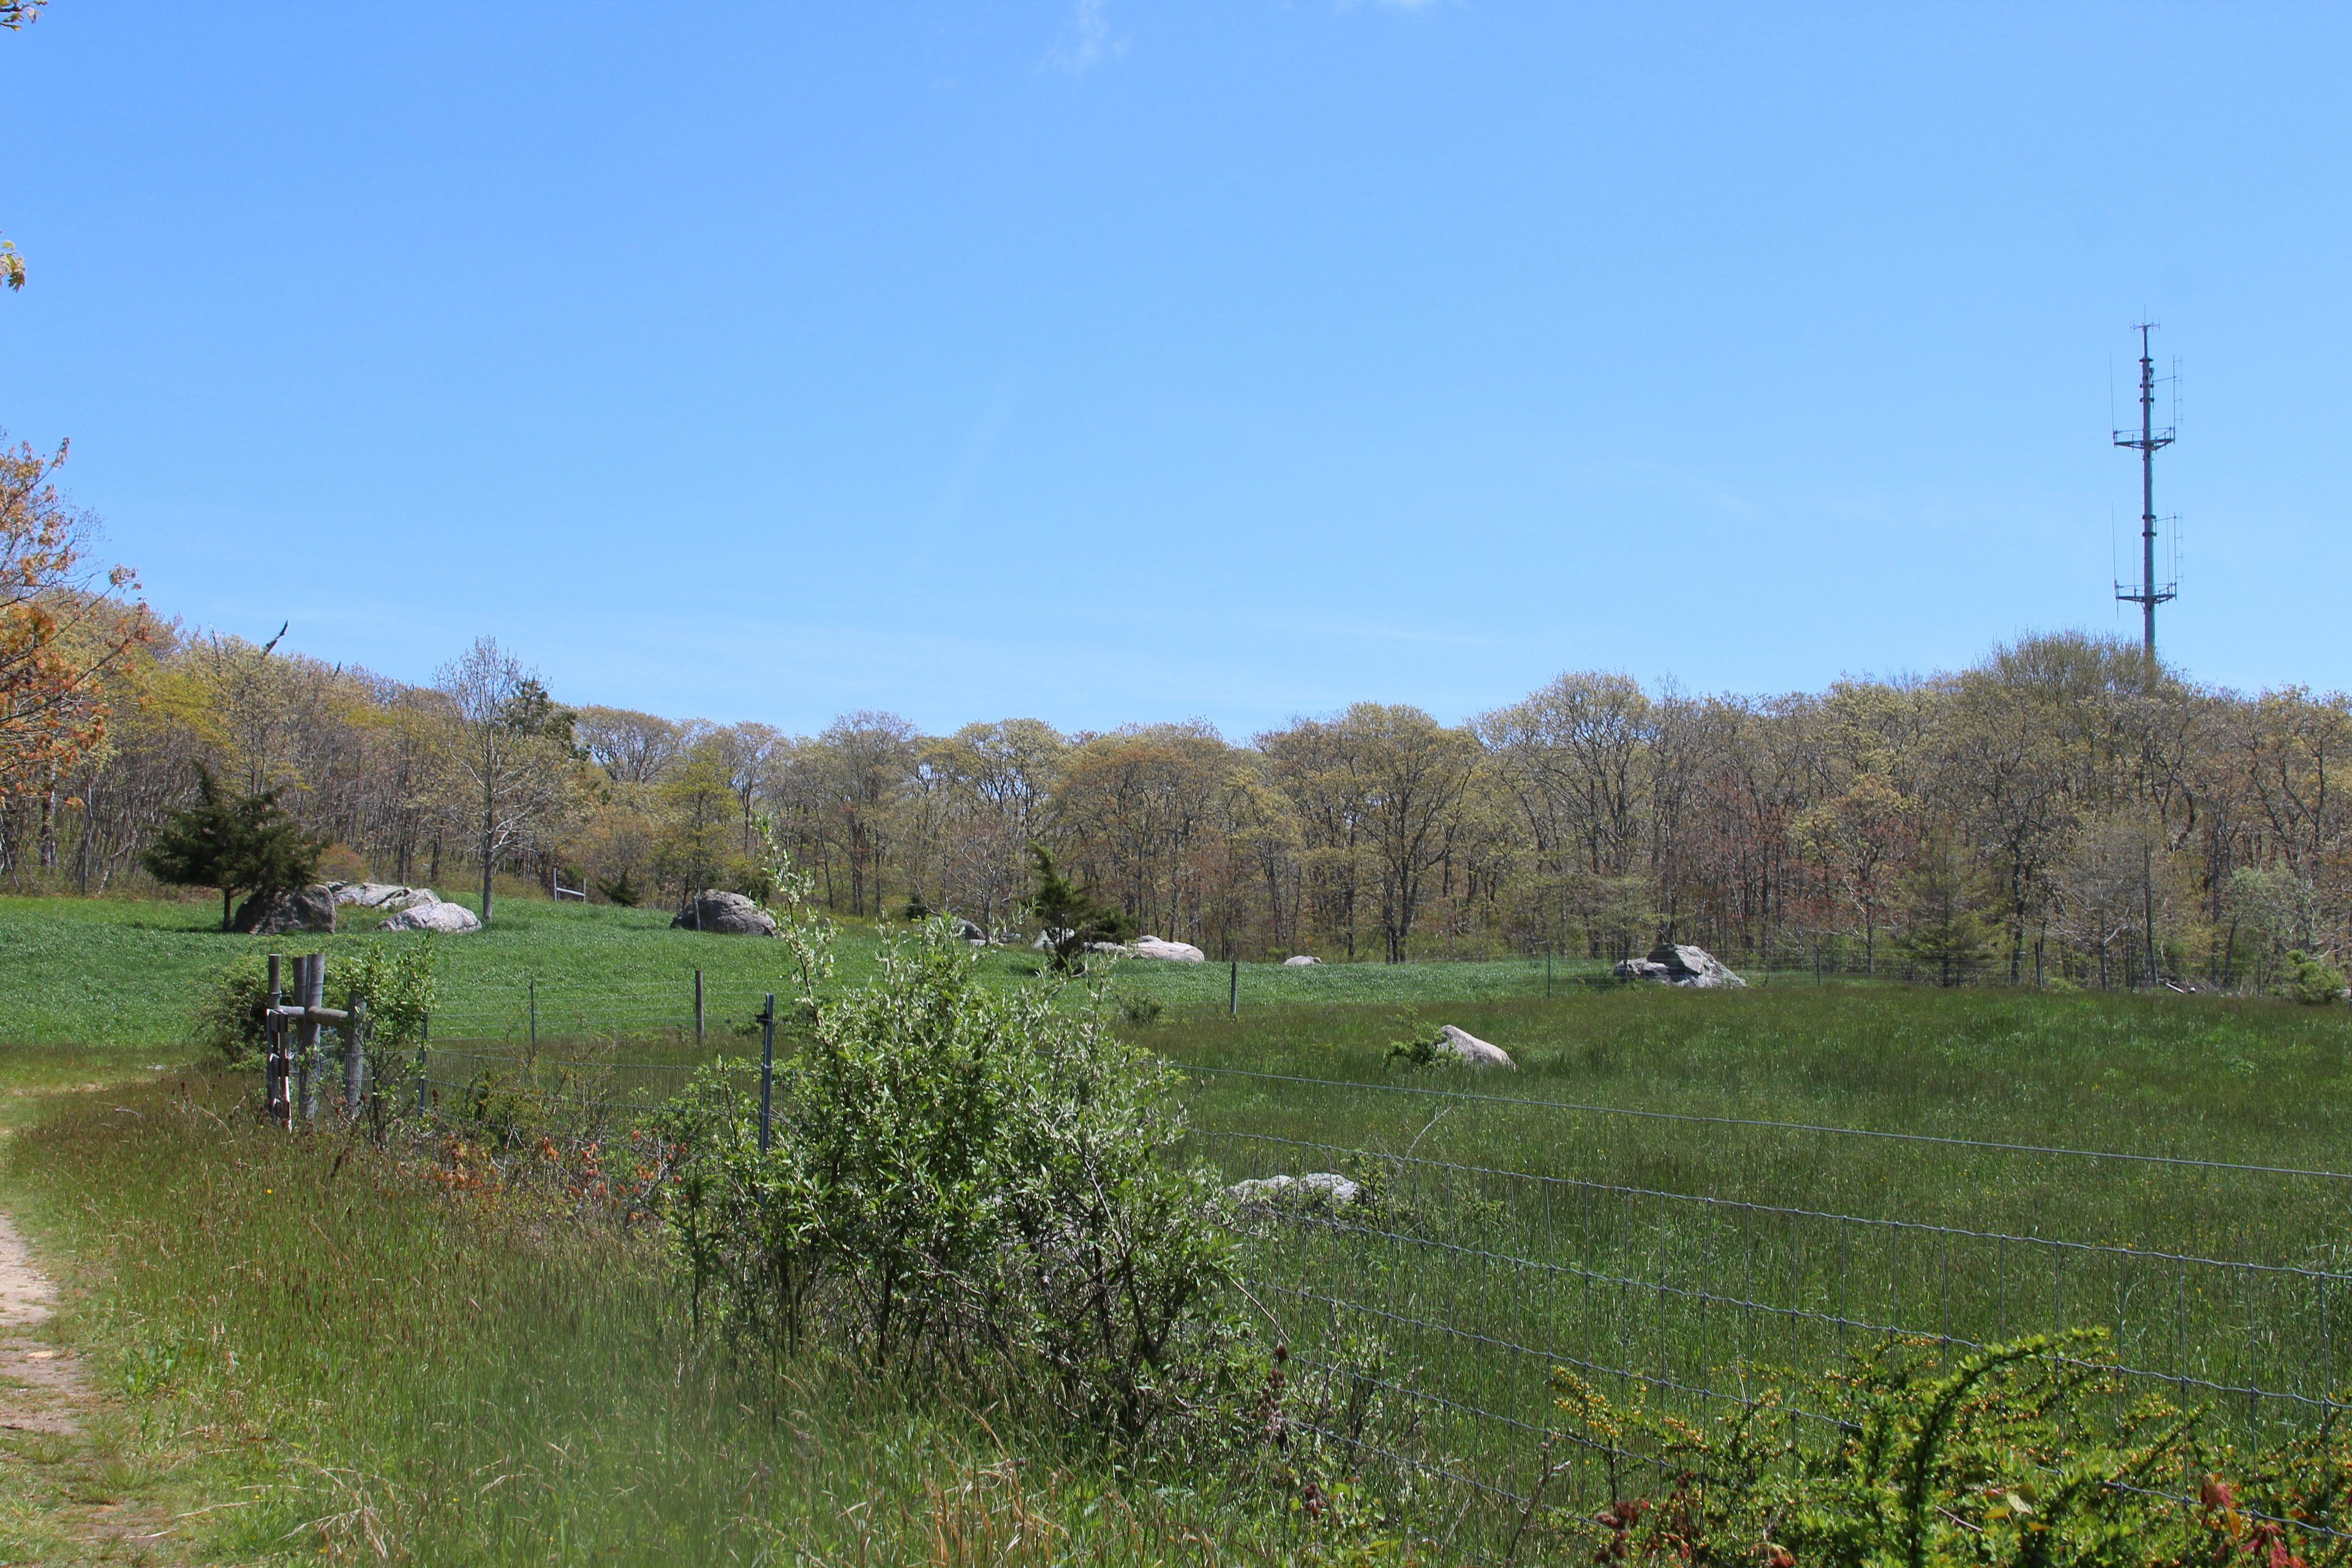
0, 1206, 86, 1436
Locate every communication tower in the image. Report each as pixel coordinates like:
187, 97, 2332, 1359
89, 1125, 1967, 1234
2114, 324, 2177, 660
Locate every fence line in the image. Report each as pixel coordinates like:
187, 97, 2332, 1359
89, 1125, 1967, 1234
374, 979, 2352, 1542
1179, 1063, 2352, 1184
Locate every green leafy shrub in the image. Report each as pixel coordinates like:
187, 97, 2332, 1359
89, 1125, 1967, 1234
652, 878, 1237, 1445
192, 953, 274, 1063
1548, 1332, 2347, 1567
2278, 949, 2346, 1006
190, 943, 437, 1067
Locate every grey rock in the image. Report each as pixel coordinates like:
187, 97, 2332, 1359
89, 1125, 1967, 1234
1436, 1024, 1515, 1069
671, 890, 778, 937
380, 899, 483, 934
1131, 936, 1206, 962
1223, 1172, 1363, 1212
1283, 954, 1321, 966
1617, 943, 1746, 989
230, 885, 337, 935
328, 881, 437, 911
954, 917, 987, 944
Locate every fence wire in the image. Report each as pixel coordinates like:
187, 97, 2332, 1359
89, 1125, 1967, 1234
380, 980, 2352, 1545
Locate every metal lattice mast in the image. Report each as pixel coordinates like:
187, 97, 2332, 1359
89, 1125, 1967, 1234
2114, 323, 2176, 660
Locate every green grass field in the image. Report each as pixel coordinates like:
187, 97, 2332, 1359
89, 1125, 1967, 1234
0, 892, 1642, 1054
5, 895, 2351, 1560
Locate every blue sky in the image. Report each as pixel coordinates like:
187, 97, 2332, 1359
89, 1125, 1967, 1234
1, 2, 2345, 735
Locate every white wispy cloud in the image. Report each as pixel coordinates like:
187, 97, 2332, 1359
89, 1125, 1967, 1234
1041, 0, 1128, 76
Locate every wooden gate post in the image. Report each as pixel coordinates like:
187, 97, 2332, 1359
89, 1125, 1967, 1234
265, 954, 285, 1123
343, 987, 368, 1123
295, 952, 325, 1126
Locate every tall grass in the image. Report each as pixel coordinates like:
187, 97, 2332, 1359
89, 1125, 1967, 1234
5, 1072, 1387, 1566
1153, 987, 2352, 1544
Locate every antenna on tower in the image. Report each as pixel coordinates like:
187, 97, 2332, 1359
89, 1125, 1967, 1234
2114, 323, 2177, 662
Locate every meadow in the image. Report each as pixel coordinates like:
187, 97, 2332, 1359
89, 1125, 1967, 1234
4, 894, 2350, 1560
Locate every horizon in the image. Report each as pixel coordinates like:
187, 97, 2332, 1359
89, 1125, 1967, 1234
5, 3, 2347, 733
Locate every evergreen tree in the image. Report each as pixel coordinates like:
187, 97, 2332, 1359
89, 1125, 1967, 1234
1027, 844, 1131, 972
1893, 831, 1997, 987
142, 766, 323, 930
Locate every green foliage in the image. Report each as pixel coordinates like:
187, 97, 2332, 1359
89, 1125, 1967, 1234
140, 766, 325, 930
2278, 949, 2346, 1006
1379, 1005, 1441, 1066
190, 952, 273, 1063
594, 866, 640, 906
188, 940, 437, 1065
1549, 1332, 2347, 1567
1027, 843, 1132, 973
342, 942, 438, 1051
1893, 833, 1997, 987
653, 879, 1237, 1444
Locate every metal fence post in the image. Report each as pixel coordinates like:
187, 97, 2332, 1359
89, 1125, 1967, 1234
415, 1012, 431, 1117
529, 976, 538, 1055
1229, 960, 1239, 1018
695, 968, 705, 1046
758, 992, 776, 1153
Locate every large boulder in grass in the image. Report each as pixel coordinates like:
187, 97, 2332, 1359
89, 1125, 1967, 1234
230, 885, 337, 935
1131, 935, 1207, 962
380, 899, 481, 934
1615, 943, 1746, 989
1436, 1024, 1515, 1069
330, 881, 438, 911
671, 890, 777, 937
1283, 954, 1322, 966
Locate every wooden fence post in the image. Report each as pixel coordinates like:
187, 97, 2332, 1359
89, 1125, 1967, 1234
296, 952, 325, 1126
694, 969, 705, 1046
758, 993, 776, 1153
343, 987, 368, 1124
415, 1012, 431, 1117
265, 954, 284, 1123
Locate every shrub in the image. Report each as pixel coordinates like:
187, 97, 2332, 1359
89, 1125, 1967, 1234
1548, 1332, 2345, 1567
189, 943, 437, 1067
652, 873, 1237, 1445
2278, 949, 2346, 1006
192, 954, 274, 1064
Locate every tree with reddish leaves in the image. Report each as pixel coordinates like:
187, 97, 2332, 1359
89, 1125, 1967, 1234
0, 433, 149, 807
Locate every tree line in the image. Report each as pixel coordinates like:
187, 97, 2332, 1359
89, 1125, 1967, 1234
6, 432, 2348, 984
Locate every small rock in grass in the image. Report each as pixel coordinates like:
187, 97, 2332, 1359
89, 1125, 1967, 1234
1223, 1172, 1363, 1212
1436, 1024, 1515, 1069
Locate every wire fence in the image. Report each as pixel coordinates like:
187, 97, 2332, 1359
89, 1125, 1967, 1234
380, 978, 2352, 1543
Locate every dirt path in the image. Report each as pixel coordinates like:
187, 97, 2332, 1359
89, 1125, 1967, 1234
0, 1205, 179, 1562
0, 1207, 87, 1438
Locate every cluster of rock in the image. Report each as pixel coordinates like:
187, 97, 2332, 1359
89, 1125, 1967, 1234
1031, 931, 1208, 961
1613, 943, 1746, 989
382, 900, 481, 933
669, 890, 777, 937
